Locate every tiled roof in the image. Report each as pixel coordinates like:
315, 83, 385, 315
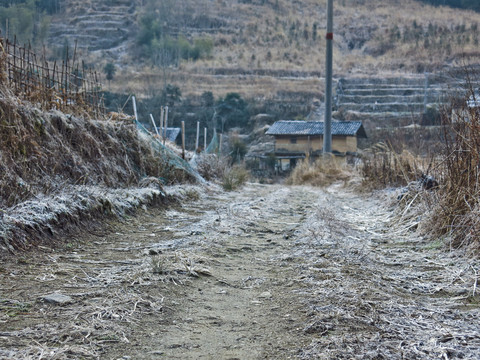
266, 120, 367, 138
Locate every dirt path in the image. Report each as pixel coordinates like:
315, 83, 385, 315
1, 183, 479, 359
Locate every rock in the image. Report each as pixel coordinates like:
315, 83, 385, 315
41, 293, 73, 305
258, 291, 272, 299
148, 249, 162, 255
195, 267, 212, 277
420, 174, 439, 190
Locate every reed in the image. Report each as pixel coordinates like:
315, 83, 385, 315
427, 77, 480, 251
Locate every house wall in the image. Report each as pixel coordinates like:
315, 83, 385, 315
345, 136, 357, 152
275, 136, 322, 153
331, 136, 358, 153
274, 135, 358, 153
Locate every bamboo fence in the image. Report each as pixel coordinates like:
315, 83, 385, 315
0, 36, 105, 117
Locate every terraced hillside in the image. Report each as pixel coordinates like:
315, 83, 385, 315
334, 75, 466, 128
48, 0, 137, 51
43, 0, 480, 124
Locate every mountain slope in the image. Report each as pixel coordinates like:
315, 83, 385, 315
45, 0, 480, 118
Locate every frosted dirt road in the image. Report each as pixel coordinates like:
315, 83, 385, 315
1, 183, 479, 359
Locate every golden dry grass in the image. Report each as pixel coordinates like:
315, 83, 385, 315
99, 0, 480, 100
425, 95, 480, 253
286, 155, 355, 187
360, 143, 423, 189
110, 68, 323, 99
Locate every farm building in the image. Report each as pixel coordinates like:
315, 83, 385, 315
265, 120, 367, 171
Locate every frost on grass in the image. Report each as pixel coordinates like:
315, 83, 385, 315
0, 185, 165, 252
0, 90, 200, 252
290, 187, 480, 360
0, 289, 164, 360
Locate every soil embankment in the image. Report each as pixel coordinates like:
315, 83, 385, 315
1, 183, 479, 359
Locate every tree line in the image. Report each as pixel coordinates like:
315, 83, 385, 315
0, 0, 60, 14
417, 0, 480, 12
136, 0, 214, 67
0, 0, 60, 45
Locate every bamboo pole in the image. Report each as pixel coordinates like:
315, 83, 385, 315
132, 96, 138, 123
26, 42, 31, 97
6, 39, 11, 85
150, 114, 159, 136
181, 121, 186, 160
72, 39, 78, 70
204, 127, 207, 152
160, 106, 165, 139
64, 44, 69, 108
195, 121, 200, 152
13, 36, 16, 93
163, 106, 168, 145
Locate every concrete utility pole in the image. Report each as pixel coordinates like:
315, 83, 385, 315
323, 0, 333, 154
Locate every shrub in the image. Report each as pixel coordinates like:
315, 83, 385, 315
103, 63, 116, 82
287, 155, 354, 187
216, 93, 250, 132
230, 136, 247, 163
195, 154, 228, 181
222, 165, 249, 191
361, 143, 420, 189
0, 0, 57, 44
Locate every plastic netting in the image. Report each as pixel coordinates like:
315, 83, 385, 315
205, 129, 220, 154
135, 120, 205, 184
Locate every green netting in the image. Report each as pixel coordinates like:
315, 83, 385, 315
135, 120, 205, 184
205, 130, 219, 154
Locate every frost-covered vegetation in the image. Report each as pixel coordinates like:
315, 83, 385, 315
0, 74, 197, 253
359, 75, 480, 253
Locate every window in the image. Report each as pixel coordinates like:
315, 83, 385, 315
290, 137, 297, 144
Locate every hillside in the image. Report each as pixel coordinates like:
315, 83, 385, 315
2, 0, 478, 143
44, 0, 480, 100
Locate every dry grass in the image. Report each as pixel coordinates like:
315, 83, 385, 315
360, 143, 423, 189
286, 155, 355, 187
110, 68, 323, 101
100, 0, 480, 100
194, 154, 229, 182
359, 72, 480, 253
0, 76, 198, 251
222, 164, 249, 191
0, 84, 196, 207
425, 82, 480, 252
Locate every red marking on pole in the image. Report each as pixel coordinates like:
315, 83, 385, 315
326, 32, 333, 40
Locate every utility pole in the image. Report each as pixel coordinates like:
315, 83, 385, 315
323, 0, 333, 154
